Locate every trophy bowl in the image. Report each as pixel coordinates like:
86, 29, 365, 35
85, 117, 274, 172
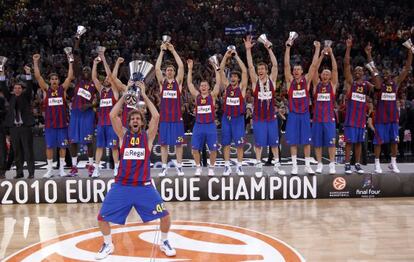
0, 56, 8, 72
75, 25, 87, 39
258, 34, 272, 48
126, 60, 155, 107
96, 46, 106, 53
63, 47, 74, 63
324, 40, 333, 55
402, 39, 414, 54
208, 55, 220, 71
227, 45, 236, 56
162, 35, 171, 44
287, 31, 299, 47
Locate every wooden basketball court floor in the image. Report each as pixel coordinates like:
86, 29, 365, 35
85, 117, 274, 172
1, 197, 414, 261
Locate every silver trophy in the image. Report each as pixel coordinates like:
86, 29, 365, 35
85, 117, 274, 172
257, 34, 272, 48
127, 60, 154, 108
324, 40, 333, 55
75, 25, 87, 39
365, 61, 379, 76
227, 45, 236, 56
63, 47, 74, 63
96, 46, 106, 62
208, 55, 220, 71
162, 35, 171, 44
402, 39, 414, 54
287, 31, 299, 47
0, 56, 8, 72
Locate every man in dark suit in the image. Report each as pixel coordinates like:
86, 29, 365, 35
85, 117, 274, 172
0, 66, 35, 178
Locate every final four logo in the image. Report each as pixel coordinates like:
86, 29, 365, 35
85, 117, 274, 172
4, 221, 305, 262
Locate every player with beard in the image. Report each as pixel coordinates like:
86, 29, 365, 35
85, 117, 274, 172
68, 37, 98, 176
219, 48, 248, 176
186, 59, 220, 176
284, 39, 321, 175
155, 42, 185, 177
311, 46, 338, 174
343, 37, 374, 174
90, 52, 123, 178
33, 53, 73, 178
96, 81, 176, 259
245, 35, 286, 177
365, 43, 412, 173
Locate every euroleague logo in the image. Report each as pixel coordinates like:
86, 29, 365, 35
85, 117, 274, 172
333, 177, 347, 191
5, 221, 304, 262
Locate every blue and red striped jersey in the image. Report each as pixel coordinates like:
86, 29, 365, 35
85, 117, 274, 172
116, 130, 151, 186
344, 81, 370, 128
44, 85, 68, 128
288, 77, 310, 114
313, 82, 335, 123
375, 81, 398, 124
223, 84, 245, 117
98, 88, 117, 126
71, 80, 96, 110
253, 79, 276, 121
195, 94, 215, 123
160, 79, 183, 122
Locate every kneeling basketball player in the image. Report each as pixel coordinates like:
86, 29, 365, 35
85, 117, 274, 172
96, 81, 175, 259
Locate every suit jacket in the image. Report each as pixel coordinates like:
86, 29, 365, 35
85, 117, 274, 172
0, 76, 35, 128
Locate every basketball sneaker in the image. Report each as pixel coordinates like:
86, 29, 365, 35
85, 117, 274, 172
59, 168, 68, 177
208, 168, 215, 176
345, 163, 352, 174
43, 169, 54, 179
255, 162, 263, 177
274, 163, 286, 175
329, 162, 336, 175
95, 242, 114, 260
158, 167, 168, 177
160, 240, 176, 257
291, 165, 298, 175
68, 166, 78, 177
223, 165, 231, 176
355, 163, 364, 174
236, 166, 244, 176
316, 163, 323, 174
195, 166, 202, 176
92, 168, 101, 178
86, 164, 95, 177
388, 164, 400, 173
304, 165, 315, 175
374, 164, 383, 174
176, 166, 185, 176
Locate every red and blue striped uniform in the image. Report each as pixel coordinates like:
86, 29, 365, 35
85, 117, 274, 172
160, 79, 182, 122
344, 81, 370, 128
288, 77, 309, 114
71, 80, 96, 110
313, 82, 335, 123
223, 85, 245, 117
253, 79, 276, 121
116, 130, 151, 186
196, 94, 215, 123
375, 81, 398, 124
45, 85, 68, 128
122, 104, 134, 127
98, 88, 117, 126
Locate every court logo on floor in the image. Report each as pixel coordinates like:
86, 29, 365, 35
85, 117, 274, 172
4, 221, 304, 262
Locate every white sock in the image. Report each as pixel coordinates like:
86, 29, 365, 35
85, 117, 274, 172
162, 163, 167, 169
391, 157, 397, 165
329, 161, 335, 166
161, 232, 168, 242
88, 157, 94, 165
47, 159, 53, 170
59, 158, 65, 171
225, 161, 230, 167
114, 162, 119, 169
94, 162, 100, 170
292, 155, 297, 166
237, 161, 242, 167
72, 157, 77, 166
375, 158, 380, 166
305, 157, 310, 166
176, 162, 182, 168
196, 164, 201, 168
209, 164, 215, 169
103, 234, 112, 244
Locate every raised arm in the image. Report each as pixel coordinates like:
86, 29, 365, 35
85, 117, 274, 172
312, 52, 324, 93
329, 47, 338, 91
364, 43, 381, 89
268, 47, 278, 84
137, 81, 159, 148
32, 54, 49, 91
186, 59, 200, 98
305, 41, 321, 89
220, 50, 231, 87
62, 55, 74, 90
155, 43, 166, 87
284, 41, 293, 87
344, 36, 353, 89
396, 49, 413, 86
112, 57, 124, 77
211, 62, 221, 98
92, 57, 102, 92
234, 52, 248, 95
168, 43, 185, 87
244, 35, 258, 89
110, 94, 126, 138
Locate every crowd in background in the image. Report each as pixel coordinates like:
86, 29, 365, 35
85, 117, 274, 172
1, 0, 414, 157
